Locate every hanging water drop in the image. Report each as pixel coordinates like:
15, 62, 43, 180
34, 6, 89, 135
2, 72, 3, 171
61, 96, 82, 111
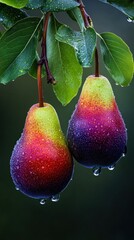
51, 194, 60, 202
40, 199, 46, 205
93, 167, 101, 176
15, 186, 19, 191
108, 164, 115, 171
127, 17, 134, 23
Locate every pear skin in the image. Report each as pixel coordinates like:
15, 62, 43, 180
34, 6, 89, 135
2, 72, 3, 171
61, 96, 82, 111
67, 75, 127, 168
10, 103, 73, 199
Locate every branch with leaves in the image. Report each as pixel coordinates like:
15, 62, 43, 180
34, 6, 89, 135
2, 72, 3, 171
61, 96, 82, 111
0, 0, 133, 106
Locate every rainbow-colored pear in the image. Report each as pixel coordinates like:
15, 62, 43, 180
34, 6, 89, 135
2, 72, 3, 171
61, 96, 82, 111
67, 75, 127, 170
10, 103, 73, 200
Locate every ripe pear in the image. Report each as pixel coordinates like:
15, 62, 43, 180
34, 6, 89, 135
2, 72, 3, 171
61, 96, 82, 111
10, 103, 73, 200
67, 75, 127, 169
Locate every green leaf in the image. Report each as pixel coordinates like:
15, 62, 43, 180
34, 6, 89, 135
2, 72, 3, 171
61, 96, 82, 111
56, 25, 96, 67
99, 32, 134, 86
47, 15, 83, 105
27, 0, 79, 11
29, 52, 46, 79
0, 17, 42, 84
67, 7, 85, 31
26, 0, 43, 9
99, 0, 134, 20
0, 3, 28, 29
27, 0, 79, 12
43, 0, 79, 12
0, 0, 28, 8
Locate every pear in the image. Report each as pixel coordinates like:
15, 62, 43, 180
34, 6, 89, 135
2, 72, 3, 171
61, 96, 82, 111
67, 75, 127, 170
10, 103, 73, 200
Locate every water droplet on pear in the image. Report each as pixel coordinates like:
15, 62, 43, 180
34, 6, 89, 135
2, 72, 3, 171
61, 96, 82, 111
93, 167, 101, 176
40, 199, 46, 205
51, 194, 60, 202
108, 165, 115, 171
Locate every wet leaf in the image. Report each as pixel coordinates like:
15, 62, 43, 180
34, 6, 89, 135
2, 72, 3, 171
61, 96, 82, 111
0, 17, 41, 84
56, 25, 96, 67
0, 0, 28, 8
100, 32, 134, 86
67, 7, 85, 31
47, 15, 83, 105
27, 0, 79, 11
0, 3, 28, 29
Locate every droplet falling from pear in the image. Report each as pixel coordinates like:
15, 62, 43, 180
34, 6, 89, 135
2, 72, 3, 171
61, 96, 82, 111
10, 103, 73, 199
67, 75, 127, 169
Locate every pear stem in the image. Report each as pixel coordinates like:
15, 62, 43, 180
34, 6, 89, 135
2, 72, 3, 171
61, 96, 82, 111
95, 48, 100, 77
37, 64, 44, 107
37, 13, 56, 107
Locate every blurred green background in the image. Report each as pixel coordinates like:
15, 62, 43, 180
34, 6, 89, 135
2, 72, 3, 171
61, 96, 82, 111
0, 0, 134, 239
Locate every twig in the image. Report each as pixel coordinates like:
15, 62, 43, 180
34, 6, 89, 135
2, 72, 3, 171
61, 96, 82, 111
77, 0, 92, 27
37, 13, 56, 107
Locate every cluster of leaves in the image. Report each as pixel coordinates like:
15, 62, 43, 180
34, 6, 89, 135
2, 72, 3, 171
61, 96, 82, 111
0, 0, 134, 105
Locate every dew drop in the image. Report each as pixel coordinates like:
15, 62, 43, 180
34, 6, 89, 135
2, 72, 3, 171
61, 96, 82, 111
93, 167, 101, 176
40, 199, 46, 205
124, 146, 127, 155
15, 186, 19, 191
122, 153, 125, 157
51, 194, 60, 202
108, 164, 115, 171
127, 17, 134, 23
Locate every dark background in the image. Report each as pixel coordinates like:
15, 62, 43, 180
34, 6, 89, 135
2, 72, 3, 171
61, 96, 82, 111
0, 0, 134, 239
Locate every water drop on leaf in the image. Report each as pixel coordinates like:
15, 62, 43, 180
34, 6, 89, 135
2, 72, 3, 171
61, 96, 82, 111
127, 17, 134, 23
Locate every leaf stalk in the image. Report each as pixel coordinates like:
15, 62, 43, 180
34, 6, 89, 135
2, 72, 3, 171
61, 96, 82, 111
37, 12, 56, 107
77, 0, 92, 27
77, 0, 100, 77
